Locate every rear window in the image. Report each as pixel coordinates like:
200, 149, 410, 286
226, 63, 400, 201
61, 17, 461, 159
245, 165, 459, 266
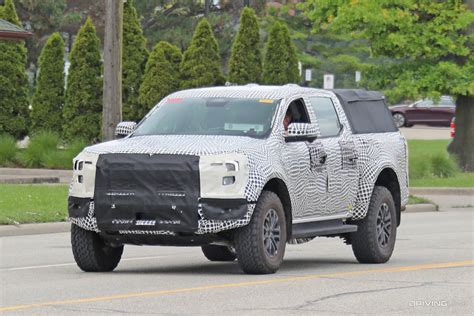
332, 90, 398, 134
342, 100, 398, 134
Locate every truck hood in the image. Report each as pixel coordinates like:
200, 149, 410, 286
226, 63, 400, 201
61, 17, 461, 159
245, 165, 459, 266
83, 134, 265, 156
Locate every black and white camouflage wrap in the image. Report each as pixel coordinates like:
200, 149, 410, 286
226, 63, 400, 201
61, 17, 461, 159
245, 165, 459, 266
69, 85, 408, 235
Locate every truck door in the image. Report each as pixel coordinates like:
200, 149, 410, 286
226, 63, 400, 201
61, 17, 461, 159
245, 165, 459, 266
307, 96, 358, 217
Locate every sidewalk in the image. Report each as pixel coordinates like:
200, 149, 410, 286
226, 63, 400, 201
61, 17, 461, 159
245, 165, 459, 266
0, 168, 72, 184
410, 187, 474, 209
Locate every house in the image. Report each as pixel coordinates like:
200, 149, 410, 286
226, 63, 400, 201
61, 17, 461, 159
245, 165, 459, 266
0, 18, 31, 40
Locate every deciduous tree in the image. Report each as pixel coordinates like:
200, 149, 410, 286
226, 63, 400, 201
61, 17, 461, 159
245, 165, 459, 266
304, 0, 474, 171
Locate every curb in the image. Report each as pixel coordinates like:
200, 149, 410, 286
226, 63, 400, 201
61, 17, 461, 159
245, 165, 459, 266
404, 203, 438, 213
0, 177, 60, 184
0, 222, 70, 237
410, 187, 474, 196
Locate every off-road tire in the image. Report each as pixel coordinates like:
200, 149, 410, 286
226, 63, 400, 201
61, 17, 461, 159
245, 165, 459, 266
351, 186, 397, 263
234, 191, 287, 274
71, 224, 123, 272
201, 245, 237, 261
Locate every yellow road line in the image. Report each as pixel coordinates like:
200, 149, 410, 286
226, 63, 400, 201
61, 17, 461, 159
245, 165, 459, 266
1, 260, 472, 313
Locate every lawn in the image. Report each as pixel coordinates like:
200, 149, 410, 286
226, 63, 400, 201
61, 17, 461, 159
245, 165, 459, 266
0, 184, 68, 224
408, 140, 474, 187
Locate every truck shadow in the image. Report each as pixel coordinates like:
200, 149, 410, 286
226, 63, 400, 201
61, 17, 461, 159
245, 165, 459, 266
114, 258, 357, 275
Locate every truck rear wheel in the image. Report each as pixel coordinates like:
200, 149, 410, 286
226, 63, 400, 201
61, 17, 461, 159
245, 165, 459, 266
351, 186, 397, 263
201, 245, 236, 261
71, 224, 123, 272
234, 191, 287, 274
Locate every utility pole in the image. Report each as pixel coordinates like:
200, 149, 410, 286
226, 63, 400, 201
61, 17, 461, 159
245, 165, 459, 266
204, 0, 210, 16
244, 0, 250, 7
102, 0, 123, 141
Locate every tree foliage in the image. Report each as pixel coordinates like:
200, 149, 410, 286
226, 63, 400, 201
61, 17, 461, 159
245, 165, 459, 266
228, 7, 262, 84
180, 18, 224, 89
138, 41, 182, 117
0, 0, 29, 139
31, 32, 65, 133
304, 0, 474, 171
262, 21, 299, 85
62, 17, 102, 142
122, 0, 148, 121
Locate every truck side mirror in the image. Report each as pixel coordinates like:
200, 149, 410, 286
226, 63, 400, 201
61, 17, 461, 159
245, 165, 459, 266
285, 123, 318, 143
115, 121, 137, 138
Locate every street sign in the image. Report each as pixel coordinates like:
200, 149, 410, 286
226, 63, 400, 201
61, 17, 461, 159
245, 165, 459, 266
323, 74, 334, 89
305, 69, 312, 82
355, 71, 361, 82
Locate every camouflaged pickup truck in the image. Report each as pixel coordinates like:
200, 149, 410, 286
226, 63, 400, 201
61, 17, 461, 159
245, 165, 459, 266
69, 85, 408, 274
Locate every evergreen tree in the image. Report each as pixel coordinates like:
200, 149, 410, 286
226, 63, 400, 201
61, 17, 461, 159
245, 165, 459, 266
228, 7, 262, 84
122, 0, 148, 122
62, 17, 102, 142
31, 32, 65, 133
0, 0, 29, 139
180, 18, 224, 89
138, 41, 182, 117
262, 22, 300, 85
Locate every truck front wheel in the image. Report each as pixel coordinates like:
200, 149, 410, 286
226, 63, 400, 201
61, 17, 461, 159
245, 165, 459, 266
351, 186, 397, 263
234, 191, 287, 274
71, 224, 123, 272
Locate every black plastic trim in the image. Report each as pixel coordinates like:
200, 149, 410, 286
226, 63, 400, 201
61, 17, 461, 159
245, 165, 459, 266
68, 196, 91, 218
200, 198, 252, 220
291, 219, 358, 238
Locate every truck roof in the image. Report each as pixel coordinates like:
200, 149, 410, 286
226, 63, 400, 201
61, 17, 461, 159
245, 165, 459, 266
168, 84, 333, 100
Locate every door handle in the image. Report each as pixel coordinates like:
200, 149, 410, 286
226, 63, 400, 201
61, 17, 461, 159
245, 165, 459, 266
319, 154, 327, 164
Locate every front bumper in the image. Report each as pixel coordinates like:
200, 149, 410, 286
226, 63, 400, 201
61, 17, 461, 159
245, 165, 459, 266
68, 196, 255, 235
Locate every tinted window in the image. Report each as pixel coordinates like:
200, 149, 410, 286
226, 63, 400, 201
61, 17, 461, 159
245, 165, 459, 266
133, 98, 278, 138
309, 97, 341, 137
417, 99, 434, 107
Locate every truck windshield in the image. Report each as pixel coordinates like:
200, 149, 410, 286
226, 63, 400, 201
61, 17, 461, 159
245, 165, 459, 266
133, 97, 279, 138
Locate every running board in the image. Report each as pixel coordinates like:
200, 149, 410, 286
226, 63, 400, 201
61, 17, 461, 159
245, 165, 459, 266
291, 219, 357, 239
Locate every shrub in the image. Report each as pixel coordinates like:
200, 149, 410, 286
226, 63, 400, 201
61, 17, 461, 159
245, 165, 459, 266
0, 0, 29, 139
31, 32, 65, 133
139, 41, 182, 117
19, 131, 60, 168
62, 17, 102, 142
409, 158, 431, 180
122, 0, 149, 121
180, 18, 224, 89
430, 154, 458, 178
228, 7, 262, 84
63, 138, 88, 167
262, 22, 299, 84
0, 134, 17, 165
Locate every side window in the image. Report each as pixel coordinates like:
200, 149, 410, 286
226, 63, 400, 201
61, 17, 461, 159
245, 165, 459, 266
283, 98, 310, 130
309, 97, 341, 137
417, 99, 434, 107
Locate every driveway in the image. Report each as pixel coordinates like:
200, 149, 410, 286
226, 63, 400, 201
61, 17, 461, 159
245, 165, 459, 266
399, 125, 451, 140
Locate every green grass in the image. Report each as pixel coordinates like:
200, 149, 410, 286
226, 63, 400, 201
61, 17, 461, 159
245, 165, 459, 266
408, 195, 431, 204
408, 140, 474, 187
0, 184, 68, 224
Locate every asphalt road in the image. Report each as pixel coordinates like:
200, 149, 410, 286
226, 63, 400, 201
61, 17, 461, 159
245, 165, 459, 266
1, 206, 473, 315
